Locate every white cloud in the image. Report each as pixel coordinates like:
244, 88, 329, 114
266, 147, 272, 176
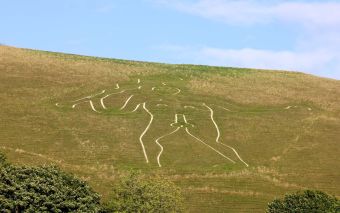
274, 1, 340, 28
152, 0, 340, 79
155, 45, 340, 79
200, 47, 337, 75
157, 0, 340, 27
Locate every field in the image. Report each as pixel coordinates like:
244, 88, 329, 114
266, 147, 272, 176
1, 46, 339, 212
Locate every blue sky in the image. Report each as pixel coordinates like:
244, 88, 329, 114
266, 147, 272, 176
1, 0, 340, 79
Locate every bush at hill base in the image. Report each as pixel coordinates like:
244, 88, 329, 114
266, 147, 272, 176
267, 190, 339, 213
104, 171, 184, 213
0, 156, 101, 212
0, 153, 8, 166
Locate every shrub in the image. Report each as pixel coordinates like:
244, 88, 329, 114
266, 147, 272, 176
0, 153, 7, 166
0, 164, 101, 212
267, 190, 339, 213
104, 171, 184, 213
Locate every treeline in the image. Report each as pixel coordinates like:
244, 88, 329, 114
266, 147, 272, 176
0, 152, 338, 212
0, 153, 183, 212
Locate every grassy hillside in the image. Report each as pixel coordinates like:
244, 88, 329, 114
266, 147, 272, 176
1, 45, 339, 212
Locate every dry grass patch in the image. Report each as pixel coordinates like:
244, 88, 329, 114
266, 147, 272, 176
189, 72, 340, 111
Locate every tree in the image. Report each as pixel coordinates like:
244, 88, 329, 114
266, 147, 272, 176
267, 190, 339, 213
104, 171, 184, 213
0, 159, 102, 212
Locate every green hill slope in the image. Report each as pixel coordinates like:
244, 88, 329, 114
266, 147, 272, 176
1, 46, 339, 212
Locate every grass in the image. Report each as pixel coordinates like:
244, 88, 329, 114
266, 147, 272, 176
0, 45, 339, 212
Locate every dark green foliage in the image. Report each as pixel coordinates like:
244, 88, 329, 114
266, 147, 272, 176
0, 164, 101, 212
104, 171, 184, 213
267, 190, 339, 213
0, 153, 7, 166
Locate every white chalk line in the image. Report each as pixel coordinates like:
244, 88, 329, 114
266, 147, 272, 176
170, 114, 180, 127
183, 114, 188, 123
171, 114, 194, 127
183, 105, 209, 112
119, 104, 141, 114
69, 83, 140, 112
100, 90, 126, 109
209, 104, 234, 112
203, 103, 249, 167
120, 95, 134, 110
183, 114, 194, 127
155, 127, 180, 167
131, 104, 140, 112
203, 103, 220, 142
185, 128, 236, 163
139, 103, 153, 163
217, 106, 231, 111
72, 100, 100, 113
172, 88, 181, 95
285, 105, 312, 111
219, 143, 248, 167
72, 101, 88, 109
66, 80, 251, 167
156, 104, 168, 107
89, 100, 101, 113
73, 87, 135, 111
73, 90, 105, 102
100, 96, 107, 109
